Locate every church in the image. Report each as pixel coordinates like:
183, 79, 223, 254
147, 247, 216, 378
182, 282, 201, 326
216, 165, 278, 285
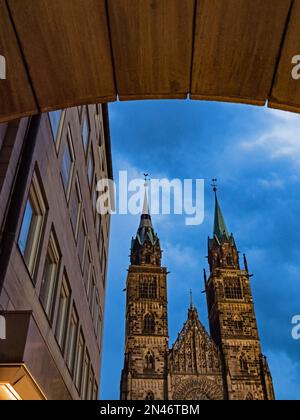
120, 185, 275, 400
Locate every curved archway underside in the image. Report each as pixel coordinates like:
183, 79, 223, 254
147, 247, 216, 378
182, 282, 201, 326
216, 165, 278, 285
1, 0, 300, 123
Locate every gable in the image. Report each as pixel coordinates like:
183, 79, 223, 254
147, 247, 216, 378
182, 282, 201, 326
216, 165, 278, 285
169, 308, 222, 375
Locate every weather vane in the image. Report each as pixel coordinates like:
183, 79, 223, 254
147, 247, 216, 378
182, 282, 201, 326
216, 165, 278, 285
211, 178, 218, 193
144, 173, 150, 186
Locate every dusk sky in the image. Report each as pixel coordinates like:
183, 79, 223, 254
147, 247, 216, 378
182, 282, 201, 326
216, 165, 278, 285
101, 99, 300, 400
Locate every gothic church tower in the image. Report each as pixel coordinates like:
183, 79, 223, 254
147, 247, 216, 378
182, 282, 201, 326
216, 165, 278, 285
120, 181, 275, 400
205, 185, 275, 400
120, 187, 169, 400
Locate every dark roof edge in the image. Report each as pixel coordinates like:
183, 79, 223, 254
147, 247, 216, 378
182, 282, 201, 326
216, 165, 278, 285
102, 103, 114, 181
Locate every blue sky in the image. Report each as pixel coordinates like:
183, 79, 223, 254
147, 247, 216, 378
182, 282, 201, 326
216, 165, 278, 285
101, 99, 300, 400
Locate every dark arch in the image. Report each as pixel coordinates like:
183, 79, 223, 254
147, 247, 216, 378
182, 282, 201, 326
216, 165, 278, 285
145, 350, 155, 371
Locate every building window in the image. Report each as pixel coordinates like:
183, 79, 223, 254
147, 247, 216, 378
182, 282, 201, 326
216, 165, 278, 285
82, 110, 90, 154
145, 391, 154, 401
96, 215, 101, 245
240, 354, 249, 373
101, 244, 107, 278
70, 175, 82, 238
61, 126, 75, 198
224, 277, 243, 300
95, 104, 103, 144
88, 368, 95, 400
96, 307, 102, 342
49, 110, 62, 142
74, 331, 85, 392
84, 245, 92, 296
81, 350, 90, 399
89, 271, 96, 313
93, 382, 99, 401
66, 305, 79, 375
55, 275, 71, 351
143, 314, 155, 334
92, 177, 98, 221
226, 255, 233, 266
87, 148, 95, 190
139, 277, 157, 299
93, 291, 99, 329
234, 319, 244, 332
18, 172, 47, 277
145, 351, 155, 371
78, 213, 87, 270
40, 230, 61, 320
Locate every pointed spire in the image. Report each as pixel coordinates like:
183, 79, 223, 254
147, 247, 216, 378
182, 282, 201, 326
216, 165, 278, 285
139, 174, 153, 230
142, 175, 150, 216
190, 289, 194, 309
212, 179, 229, 242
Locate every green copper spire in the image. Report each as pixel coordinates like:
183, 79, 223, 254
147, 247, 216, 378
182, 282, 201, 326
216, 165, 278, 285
212, 179, 229, 242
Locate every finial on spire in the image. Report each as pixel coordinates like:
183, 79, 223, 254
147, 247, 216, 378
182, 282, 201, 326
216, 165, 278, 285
190, 289, 194, 309
211, 178, 218, 194
144, 173, 149, 186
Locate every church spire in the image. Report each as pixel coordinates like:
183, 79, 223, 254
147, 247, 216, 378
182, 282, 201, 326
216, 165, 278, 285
208, 180, 239, 271
212, 179, 229, 242
130, 174, 162, 266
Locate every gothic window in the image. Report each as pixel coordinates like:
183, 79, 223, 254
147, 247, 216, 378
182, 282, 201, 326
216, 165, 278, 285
224, 277, 243, 300
226, 255, 233, 266
245, 393, 253, 400
145, 391, 154, 400
143, 313, 155, 334
234, 320, 243, 332
139, 276, 157, 299
145, 351, 155, 371
240, 354, 248, 373
233, 315, 243, 333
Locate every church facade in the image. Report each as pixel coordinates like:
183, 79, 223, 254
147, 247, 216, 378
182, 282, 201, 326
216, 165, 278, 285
120, 188, 275, 400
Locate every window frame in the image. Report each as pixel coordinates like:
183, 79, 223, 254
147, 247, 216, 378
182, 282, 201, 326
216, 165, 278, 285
39, 229, 61, 323
87, 147, 95, 191
61, 124, 75, 202
65, 304, 79, 375
18, 171, 47, 279
81, 108, 90, 156
55, 274, 71, 353
48, 110, 65, 151
70, 173, 83, 241
78, 212, 88, 271
74, 330, 85, 393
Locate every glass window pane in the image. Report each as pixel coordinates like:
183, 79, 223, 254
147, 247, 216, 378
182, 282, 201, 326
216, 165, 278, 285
49, 111, 62, 140
74, 332, 85, 392
62, 141, 72, 191
87, 151, 94, 188
66, 307, 79, 374
55, 278, 71, 350
18, 199, 33, 255
40, 234, 60, 320
18, 174, 46, 276
82, 114, 89, 153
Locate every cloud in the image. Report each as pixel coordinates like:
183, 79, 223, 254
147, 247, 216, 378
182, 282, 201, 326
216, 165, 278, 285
268, 351, 300, 400
238, 108, 300, 168
164, 241, 198, 269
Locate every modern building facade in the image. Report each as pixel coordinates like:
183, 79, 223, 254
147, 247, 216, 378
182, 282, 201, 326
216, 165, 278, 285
0, 104, 112, 400
120, 187, 275, 400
